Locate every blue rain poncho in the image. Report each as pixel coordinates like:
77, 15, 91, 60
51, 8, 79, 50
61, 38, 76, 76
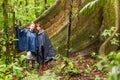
37, 30, 55, 64
16, 26, 38, 53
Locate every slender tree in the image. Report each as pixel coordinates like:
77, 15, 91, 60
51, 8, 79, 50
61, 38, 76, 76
34, 0, 39, 17
3, 0, 8, 36
2, 0, 10, 64
26, 0, 28, 21
12, 1, 16, 57
77, 0, 81, 20
67, 0, 73, 57
18, 0, 22, 26
44, 0, 47, 10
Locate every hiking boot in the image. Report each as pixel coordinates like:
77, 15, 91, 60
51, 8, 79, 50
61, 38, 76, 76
42, 62, 48, 71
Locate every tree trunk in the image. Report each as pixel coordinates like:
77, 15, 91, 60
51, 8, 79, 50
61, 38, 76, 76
21, 0, 119, 55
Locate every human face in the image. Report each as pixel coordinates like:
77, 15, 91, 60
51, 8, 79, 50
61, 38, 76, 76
36, 26, 42, 31
30, 23, 35, 31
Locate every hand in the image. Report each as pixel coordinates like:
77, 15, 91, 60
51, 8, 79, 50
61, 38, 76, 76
15, 21, 19, 26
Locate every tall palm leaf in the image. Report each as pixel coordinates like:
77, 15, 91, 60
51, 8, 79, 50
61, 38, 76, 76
79, 0, 107, 16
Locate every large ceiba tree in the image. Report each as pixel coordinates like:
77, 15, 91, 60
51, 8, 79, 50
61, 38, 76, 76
21, 0, 120, 56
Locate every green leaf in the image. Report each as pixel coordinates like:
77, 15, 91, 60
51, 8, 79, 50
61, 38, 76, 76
13, 66, 23, 71
110, 38, 119, 46
20, 55, 26, 62
2, 46, 6, 52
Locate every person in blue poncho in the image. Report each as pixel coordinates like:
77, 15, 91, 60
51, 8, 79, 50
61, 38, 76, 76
16, 22, 38, 69
36, 23, 55, 71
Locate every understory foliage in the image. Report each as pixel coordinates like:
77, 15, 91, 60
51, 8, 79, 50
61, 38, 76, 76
93, 51, 120, 80
91, 27, 120, 80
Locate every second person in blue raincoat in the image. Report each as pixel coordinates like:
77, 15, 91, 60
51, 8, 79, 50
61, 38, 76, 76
36, 23, 55, 71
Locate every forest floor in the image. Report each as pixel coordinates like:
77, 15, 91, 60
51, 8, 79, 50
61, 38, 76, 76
50, 55, 106, 80
35, 53, 107, 80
